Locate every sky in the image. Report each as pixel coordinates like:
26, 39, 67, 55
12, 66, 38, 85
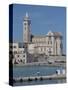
12, 4, 66, 54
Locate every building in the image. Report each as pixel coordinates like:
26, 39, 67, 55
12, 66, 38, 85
9, 13, 64, 64
23, 13, 63, 56
9, 43, 27, 64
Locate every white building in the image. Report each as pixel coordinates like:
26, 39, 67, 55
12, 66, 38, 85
9, 43, 27, 64
23, 13, 63, 56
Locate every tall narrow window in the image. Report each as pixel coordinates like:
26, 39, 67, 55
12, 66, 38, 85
48, 41, 49, 44
48, 36, 52, 44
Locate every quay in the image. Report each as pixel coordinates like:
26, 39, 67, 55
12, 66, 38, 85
13, 74, 66, 83
14, 62, 66, 67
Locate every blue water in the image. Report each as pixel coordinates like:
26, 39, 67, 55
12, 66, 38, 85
13, 65, 66, 86
13, 65, 64, 78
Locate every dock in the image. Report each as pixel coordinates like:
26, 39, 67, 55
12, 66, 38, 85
13, 74, 66, 83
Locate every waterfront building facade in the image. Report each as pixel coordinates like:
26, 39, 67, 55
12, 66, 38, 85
9, 13, 63, 64
9, 43, 27, 64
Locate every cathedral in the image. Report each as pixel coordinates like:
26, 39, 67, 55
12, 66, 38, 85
23, 13, 63, 56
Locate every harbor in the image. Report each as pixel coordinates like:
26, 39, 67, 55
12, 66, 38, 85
12, 65, 66, 86
13, 74, 66, 82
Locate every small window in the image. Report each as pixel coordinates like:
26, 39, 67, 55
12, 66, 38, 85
23, 55, 25, 57
10, 46, 12, 48
48, 41, 49, 44
20, 59, 22, 62
24, 23, 27, 25
48, 41, 52, 44
49, 36, 51, 40
48, 48, 51, 54
17, 55, 19, 57
14, 46, 16, 48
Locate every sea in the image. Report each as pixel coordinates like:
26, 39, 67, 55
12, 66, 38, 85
13, 65, 66, 86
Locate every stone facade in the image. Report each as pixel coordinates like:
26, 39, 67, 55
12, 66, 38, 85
9, 43, 27, 64
23, 13, 63, 56
23, 13, 31, 43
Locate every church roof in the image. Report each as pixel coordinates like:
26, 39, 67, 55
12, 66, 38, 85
53, 32, 62, 37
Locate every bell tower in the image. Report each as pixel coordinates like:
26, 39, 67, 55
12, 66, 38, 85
23, 12, 31, 43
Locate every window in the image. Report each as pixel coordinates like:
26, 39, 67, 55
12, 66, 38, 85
49, 36, 51, 40
20, 59, 22, 62
24, 23, 27, 25
13, 46, 16, 48
17, 55, 19, 57
48, 41, 49, 44
23, 55, 25, 57
48, 48, 51, 55
48, 40, 52, 44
